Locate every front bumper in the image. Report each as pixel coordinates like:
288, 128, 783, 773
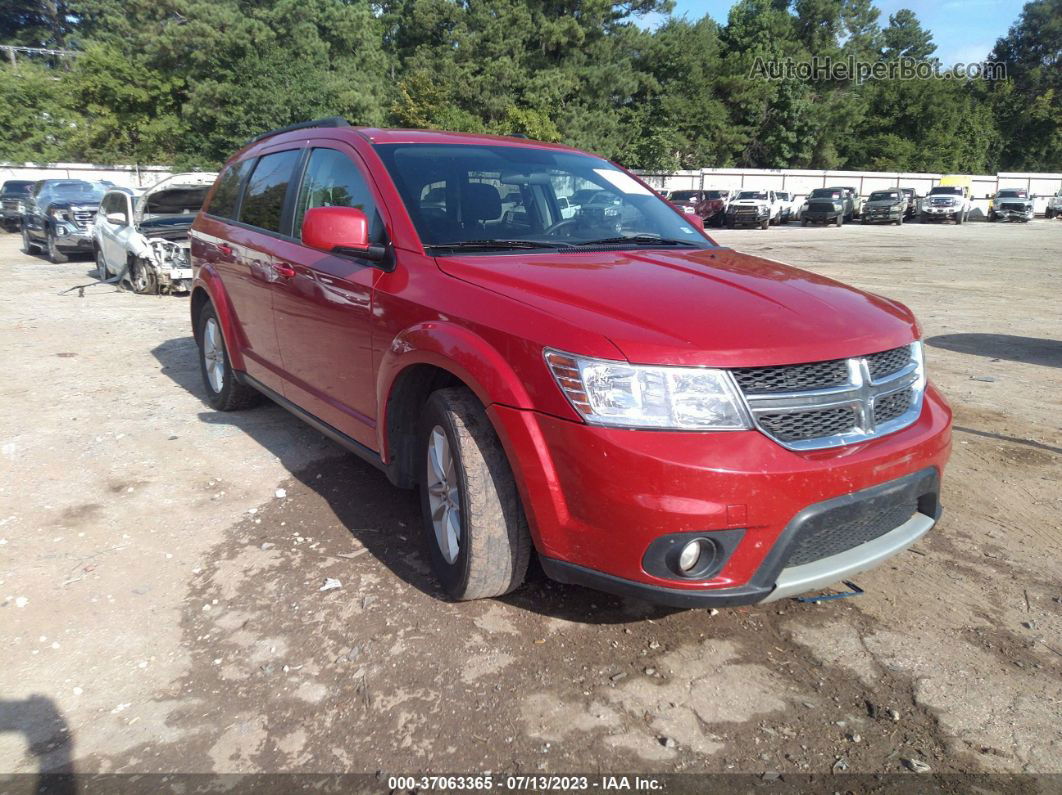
54, 224, 95, 251
488, 384, 951, 606
995, 209, 1033, 221
803, 211, 840, 222
922, 206, 959, 217
863, 208, 902, 223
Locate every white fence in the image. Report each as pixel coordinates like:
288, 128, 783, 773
636, 168, 1062, 217
0, 162, 175, 189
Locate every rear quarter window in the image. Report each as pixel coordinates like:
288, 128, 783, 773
239, 150, 302, 233
207, 160, 253, 220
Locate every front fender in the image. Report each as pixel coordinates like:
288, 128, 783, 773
376, 321, 535, 457
191, 264, 247, 372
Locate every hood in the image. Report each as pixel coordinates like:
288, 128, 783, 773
436, 248, 919, 367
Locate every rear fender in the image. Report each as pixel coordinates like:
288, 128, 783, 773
191, 264, 247, 372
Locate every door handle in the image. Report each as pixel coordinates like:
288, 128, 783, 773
273, 262, 296, 279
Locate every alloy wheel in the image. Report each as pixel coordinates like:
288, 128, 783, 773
202, 317, 226, 394
426, 425, 461, 564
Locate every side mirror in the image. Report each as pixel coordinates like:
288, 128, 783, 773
302, 206, 385, 262
106, 212, 127, 225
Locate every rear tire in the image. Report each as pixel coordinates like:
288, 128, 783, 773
196, 302, 262, 411
418, 387, 531, 601
95, 247, 109, 280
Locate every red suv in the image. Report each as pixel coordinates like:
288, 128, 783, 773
190, 119, 951, 606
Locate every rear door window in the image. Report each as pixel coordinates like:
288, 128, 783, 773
207, 160, 253, 220
239, 150, 301, 233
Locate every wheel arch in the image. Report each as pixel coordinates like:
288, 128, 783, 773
377, 322, 534, 489
189, 270, 246, 371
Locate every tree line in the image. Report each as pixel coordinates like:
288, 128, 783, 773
1, 0, 1058, 173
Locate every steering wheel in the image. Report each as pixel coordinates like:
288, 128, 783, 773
543, 218, 579, 239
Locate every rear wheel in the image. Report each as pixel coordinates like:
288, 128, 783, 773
21, 225, 40, 254
197, 303, 262, 411
95, 247, 109, 280
418, 387, 531, 601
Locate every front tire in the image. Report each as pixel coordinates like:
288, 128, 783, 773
21, 225, 41, 254
759, 218, 769, 230
46, 229, 68, 263
196, 303, 262, 411
835, 214, 844, 227
419, 387, 531, 601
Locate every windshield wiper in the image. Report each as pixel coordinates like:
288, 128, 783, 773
569, 234, 701, 248
427, 239, 567, 251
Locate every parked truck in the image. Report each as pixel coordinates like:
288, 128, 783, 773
920, 176, 972, 224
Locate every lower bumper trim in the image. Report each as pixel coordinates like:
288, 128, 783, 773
761, 513, 935, 602
539, 557, 771, 608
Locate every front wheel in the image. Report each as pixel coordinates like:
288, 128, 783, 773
419, 387, 531, 601
759, 218, 769, 230
21, 225, 41, 254
46, 229, 68, 263
835, 214, 844, 227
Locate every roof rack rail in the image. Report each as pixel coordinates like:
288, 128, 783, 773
246, 117, 350, 146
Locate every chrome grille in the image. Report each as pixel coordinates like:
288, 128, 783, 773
72, 208, 97, 229
759, 406, 858, 442
731, 343, 924, 451
866, 346, 909, 379
808, 201, 838, 212
999, 202, 1026, 211
873, 388, 912, 424
732, 359, 848, 394
2, 199, 20, 211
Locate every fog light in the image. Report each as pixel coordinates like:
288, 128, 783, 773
678, 540, 702, 573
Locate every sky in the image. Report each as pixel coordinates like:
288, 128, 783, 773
638, 0, 1027, 66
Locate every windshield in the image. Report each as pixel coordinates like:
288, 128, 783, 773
930, 187, 962, 196
776, 192, 790, 200
869, 191, 900, 201
42, 180, 108, 203
669, 190, 701, 202
374, 144, 711, 251
809, 189, 841, 199
737, 191, 768, 200
996, 189, 1027, 198
1, 181, 34, 195
704, 190, 727, 199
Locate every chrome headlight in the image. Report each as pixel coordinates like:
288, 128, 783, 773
49, 208, 71, 222
544, 349, 751, 431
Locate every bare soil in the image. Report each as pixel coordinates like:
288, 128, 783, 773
0, 219, 1059, 780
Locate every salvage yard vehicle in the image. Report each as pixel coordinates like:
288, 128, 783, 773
1, 179, 35, 231
93, 173, 217, 294
920, 185, 971, 224
725, 189, 781, 229
1047, 190, 1062, 219
669, 189, 732, 227
801, 188, 846, 226
989, 188, 1034, 222
840, 186, 862, 218
190, 119, 951, 607
20, 179, 109, 262
861, 189, 906, 225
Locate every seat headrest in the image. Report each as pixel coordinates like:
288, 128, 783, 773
463, 182, 501, 223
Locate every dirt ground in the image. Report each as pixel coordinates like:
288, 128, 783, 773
1, 219, 1060, 783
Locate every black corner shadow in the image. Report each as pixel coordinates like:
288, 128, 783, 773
151, 336, 675, 625
0, 696, 76, 794
926, 333, 1062, 368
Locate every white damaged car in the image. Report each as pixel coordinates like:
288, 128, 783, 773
93, 172, 217, 294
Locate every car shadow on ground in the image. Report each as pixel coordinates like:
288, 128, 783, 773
926, 333, 1062, 368
151, 336, 672, 625
0, 696, 76, 789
